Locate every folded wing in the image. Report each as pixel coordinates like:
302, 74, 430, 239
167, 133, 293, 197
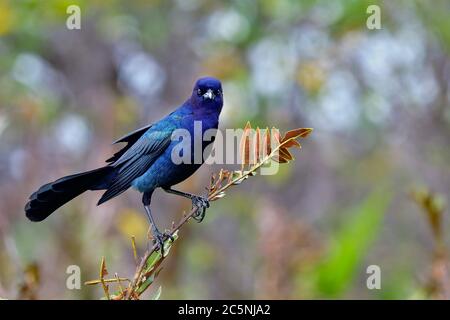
98, 127, 173, 204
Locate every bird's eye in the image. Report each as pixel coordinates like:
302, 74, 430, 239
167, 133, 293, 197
197, 88, 202, 96
215, 89, 222, 96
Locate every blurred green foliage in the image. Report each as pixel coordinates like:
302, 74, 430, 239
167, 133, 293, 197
0, 0, 449, 299
312, 190, 391, 297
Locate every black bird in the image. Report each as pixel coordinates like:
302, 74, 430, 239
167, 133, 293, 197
25, 77, 224, 249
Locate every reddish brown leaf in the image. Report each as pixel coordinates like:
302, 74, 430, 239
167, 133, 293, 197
263, 127, 271, 156
282, 139, 301, 148
279, 147, 293, 160
240, 121, 252, 171
282, 128, 313, 142
243, 136, 250, 167
255, 127, 261, 163
222, 170, 231, 180
272, 155, 288, 163
100, 257, 108, 278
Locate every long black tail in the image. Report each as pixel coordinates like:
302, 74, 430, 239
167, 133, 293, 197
25, 166, 114, 222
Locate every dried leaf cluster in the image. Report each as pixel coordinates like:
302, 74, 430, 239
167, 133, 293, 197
207, 122, 312, 201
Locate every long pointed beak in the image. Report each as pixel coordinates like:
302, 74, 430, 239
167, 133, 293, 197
203, 89, 214, 100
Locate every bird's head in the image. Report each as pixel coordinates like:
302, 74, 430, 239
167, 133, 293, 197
190, 77, 223, 112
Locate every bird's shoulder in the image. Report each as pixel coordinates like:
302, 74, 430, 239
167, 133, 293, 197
167, 104, 193, 120
107, 104, 191, 164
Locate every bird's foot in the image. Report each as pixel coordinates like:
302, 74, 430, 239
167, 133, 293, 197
150, 228, 174, 255
191, 196, 210, 223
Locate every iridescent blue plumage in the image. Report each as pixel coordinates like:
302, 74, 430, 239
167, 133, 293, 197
131, 77, 223, 196
25, 77, 223, 249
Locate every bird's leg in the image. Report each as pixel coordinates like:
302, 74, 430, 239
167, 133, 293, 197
142, 192, 173, 254
163, 188, 210, 222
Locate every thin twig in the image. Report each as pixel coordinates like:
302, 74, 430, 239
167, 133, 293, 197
131, 236, 138, 265
85, 278, 131, 285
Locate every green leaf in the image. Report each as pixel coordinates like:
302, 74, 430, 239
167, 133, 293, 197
151, 286, 162, 300
137, 231, 178, 295
136, 273, 156, 295
144, 231, 178, 270
312, 189, 391, 297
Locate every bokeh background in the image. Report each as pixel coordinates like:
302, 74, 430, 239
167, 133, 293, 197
0, 0, 449, 299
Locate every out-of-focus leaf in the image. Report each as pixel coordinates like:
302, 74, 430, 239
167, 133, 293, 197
330, 0, 380, 36
0, 2, 15, 36
296, 61, 325, 94
312, 189, 391, 298
411, 187, 446, 241
186, 242, 216, 271
201, 50, 245, 79
19, 263, 40, 300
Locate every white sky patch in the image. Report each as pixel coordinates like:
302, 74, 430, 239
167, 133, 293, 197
208, 9, 250, 42
118, 51, 166, 99
12, 53, 66, 100
54, 114, 90, 155
404, 66, 438, 108
291, 26, 330, 60
248, 38, 297, 97
364, 93, 391, 124
313, 70, 360, 131
104, 15, 140, 41
355, 25, 432, 107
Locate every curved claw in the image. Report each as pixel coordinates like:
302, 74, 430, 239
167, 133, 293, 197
151, 231, 174, 255
152, 234, 164, 253
191, 196, 209, 223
